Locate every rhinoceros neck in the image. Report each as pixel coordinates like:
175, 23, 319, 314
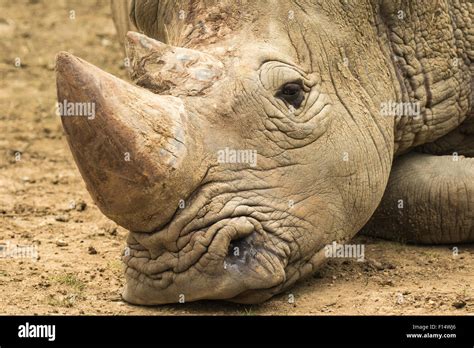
379, 0, 473, 156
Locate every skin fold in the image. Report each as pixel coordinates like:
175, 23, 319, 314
56, 0, 472, 304
364, 0, 474, 243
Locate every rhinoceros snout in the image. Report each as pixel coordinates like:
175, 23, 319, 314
56, 51, 206, 232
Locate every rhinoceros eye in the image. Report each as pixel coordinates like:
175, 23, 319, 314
277, 82, 304, 108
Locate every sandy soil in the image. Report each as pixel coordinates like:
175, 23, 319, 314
0, 0, 473, 315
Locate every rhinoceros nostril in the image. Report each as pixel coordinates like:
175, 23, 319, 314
226, 234, 258, 264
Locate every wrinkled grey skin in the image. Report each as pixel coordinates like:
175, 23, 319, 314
57, 0, 473, 305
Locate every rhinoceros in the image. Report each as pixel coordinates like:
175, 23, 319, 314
55, 0, 473, 305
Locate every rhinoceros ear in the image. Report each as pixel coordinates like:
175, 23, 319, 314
129, 0, 167, 42
125, 31, 224, 96
129, 0, 159, 35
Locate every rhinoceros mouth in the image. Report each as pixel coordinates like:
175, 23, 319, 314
121, 188, 292, 304
124, 213, 288, 276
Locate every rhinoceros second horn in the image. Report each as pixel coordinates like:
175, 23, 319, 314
56, 51, 205, 232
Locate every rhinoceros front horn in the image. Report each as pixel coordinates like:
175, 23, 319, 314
55, 52, 205, 232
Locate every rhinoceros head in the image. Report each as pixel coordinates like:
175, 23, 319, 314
56, 0, 396, 304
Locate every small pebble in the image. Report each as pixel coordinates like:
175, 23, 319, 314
55, 239, 68, 247
452, 300, 466, 309
55, 215, 69, 222
75, 200, 87, 212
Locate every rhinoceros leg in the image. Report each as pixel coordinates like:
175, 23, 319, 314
362, 149, 474, 244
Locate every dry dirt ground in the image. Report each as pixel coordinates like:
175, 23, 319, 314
0, 0, 473, 315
